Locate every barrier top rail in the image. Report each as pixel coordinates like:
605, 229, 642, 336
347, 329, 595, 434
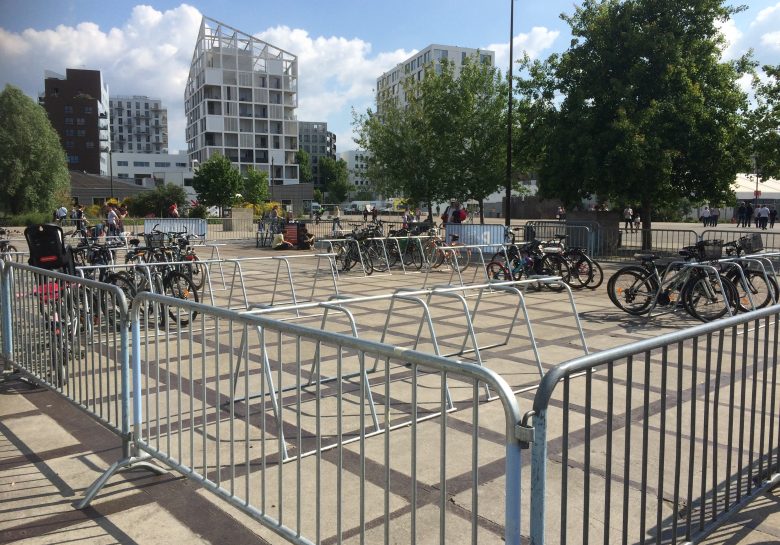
532, 301, 780, 414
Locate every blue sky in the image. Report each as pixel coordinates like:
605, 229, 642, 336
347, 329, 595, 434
1, 1, 779, 153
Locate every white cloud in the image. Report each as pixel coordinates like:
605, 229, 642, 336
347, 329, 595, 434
761, 30, 780, 51
751, 2, 780, 26
487, 27, 560, 72
257, 26, 413, 149
716, 18, 743, 59
0, 4, 202, 152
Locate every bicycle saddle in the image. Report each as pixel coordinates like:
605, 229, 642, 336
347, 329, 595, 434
633, 253, 658, 261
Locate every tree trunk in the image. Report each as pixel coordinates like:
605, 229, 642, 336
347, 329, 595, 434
478, 198, 485, 224
641, 196, 652, 251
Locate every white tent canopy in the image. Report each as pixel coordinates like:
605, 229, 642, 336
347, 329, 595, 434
733, 173, 780, 201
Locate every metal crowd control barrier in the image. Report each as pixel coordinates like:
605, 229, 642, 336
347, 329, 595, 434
528, 303, 780, 545
610, 228, 700, 262
0, 261, 167, 507
121, 292, 525, 545
702, 229, 780, 252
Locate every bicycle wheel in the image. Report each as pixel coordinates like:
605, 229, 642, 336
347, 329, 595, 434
587, 260, 604, 290
162, 271, 199, 327
403, 242, 424, 270
606, 267, 658, 315
539, 254, 570, 292
725, 269, 778, 312
1, 244, 18, 262
684, 274, 738, 322
450, 244, 471, 272
366, 240, 388, 272
485, 261, 511, 281
567, 256, 593, 288
186, 255, 204, 290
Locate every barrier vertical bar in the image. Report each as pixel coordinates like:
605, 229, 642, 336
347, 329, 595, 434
530, 409, 546, 545
1, 263, 12, 368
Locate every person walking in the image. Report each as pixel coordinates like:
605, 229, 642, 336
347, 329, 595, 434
759, 204, 770, 230
736, 202, 746, 227
701, 206, 711, 227
332, 205, 342, 233
106, 204, 119, 237
770, 206, 777, 229
745, 203, 754, 228
710, 207, 719, 227
623, 206, 633, 230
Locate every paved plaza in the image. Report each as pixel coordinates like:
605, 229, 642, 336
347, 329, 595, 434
1, 236, 779, 544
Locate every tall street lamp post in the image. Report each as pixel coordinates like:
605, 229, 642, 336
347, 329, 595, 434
504, 0, 515, 226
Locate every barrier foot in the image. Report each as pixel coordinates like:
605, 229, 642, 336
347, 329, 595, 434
76, 454, 167, 509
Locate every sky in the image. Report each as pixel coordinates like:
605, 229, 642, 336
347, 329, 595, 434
1, 0, 779, 154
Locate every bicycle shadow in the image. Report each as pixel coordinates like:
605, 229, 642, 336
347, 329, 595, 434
578, 309, 699, 334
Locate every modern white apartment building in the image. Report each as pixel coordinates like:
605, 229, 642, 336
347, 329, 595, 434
111, 150, 196, 199
376, 44, 495, 108
340, 150, 371, 190
108, 95, 168, 154
184, 16, 299, 185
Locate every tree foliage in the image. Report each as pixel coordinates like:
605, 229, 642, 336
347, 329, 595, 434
0, 85, 70, 215
296, 148, 313, 184
319, 157, 351, 202
354, 55, 508, 222
192, 154, 243, 209
126, 183, 187, 218
746, 65, 780, 185
531, 0, 750, 231
243, 167, 270, 205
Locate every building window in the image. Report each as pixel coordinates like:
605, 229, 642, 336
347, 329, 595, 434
64, 105, 73, 114
67, 154, 79, 164
145, 103, 149, 109
133, 161, 150, 167
84, 106, 93, 114
128, 143, 133, 150
77, 129, 86, 136
175, 162, 187, 167
76, 118, 85, 125
85, 141, 94, 149
117, 161, 128, 166
65, 141, 74, 149
117, 173, 129, 178
64, 129, 75, 136
64, 117, 74, 125
184, 178, 193, 186
154, 162, 170, 167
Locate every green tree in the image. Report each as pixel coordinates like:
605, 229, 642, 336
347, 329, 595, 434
533, 0, 749, 244
746, 65, 780, 192
243, 167, 270, 205
313, 188, 323, 204
192, 154, 243, 211
451, 57, 508, 223
320, 157, 351, 202
296, 149, 313, 184
354, 64, 451, 219
126, 183, 187, 218
0, 85, 70, 215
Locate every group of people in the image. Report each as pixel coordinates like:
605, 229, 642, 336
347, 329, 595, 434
736, 202, 777, 230
699, 206, 721, 227
440, 200, 468, 224
622, 206, 642, 231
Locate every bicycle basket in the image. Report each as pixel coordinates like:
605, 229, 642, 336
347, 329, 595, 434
144, 232, 169, 248
696, 239, 723, 261
739, 233, 763, 254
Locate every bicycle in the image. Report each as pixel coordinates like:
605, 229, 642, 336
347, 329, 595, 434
421, 227, 471, 272
541, 234, 604, 289
485, 227, 570, 291
718, 236, 778, 312
606, 241, 740, 321
0, 228, 21, 262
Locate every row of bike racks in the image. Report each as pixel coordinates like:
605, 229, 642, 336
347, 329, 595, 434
231, 278, 589, 460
